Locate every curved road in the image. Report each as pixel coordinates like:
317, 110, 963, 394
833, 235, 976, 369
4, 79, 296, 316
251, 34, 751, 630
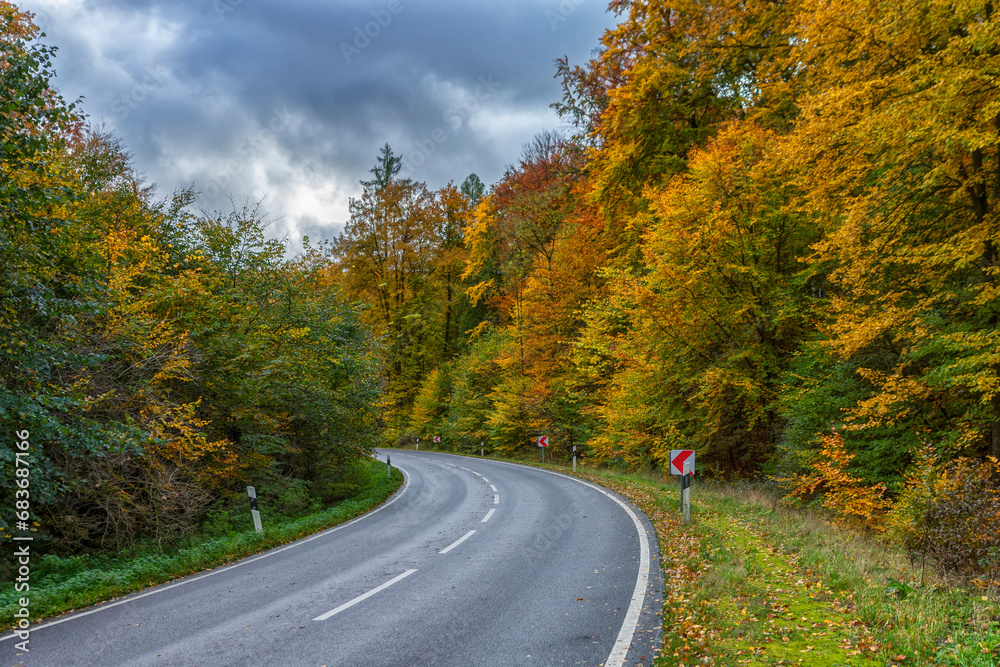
3, 450, 664, 666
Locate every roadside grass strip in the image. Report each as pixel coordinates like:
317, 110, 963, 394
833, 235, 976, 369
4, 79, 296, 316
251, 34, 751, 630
691, 508, 883, 666
573, 471, 1000, 667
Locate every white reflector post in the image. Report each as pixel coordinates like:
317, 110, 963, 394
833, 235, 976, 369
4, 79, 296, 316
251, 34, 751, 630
681, 461, 691, 525
247, 486, 263, 533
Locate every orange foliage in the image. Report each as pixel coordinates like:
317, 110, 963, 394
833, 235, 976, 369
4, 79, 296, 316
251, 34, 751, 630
784, 432, 893, 527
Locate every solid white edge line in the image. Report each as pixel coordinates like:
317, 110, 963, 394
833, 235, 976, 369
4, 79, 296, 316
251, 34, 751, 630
480, 508, 495, 523
487, 460, 651, 667
313, 569, 418, 621
0, 459, 413, 642
438, 530, 476, 554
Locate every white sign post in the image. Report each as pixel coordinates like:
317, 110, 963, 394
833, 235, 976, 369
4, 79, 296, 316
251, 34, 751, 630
682, 460, 692, 524
537, 435, 548, 463
247, 486, 263, 533
669, 450, 695, 524
572, 445, 577, 473
416, 437, 419, 451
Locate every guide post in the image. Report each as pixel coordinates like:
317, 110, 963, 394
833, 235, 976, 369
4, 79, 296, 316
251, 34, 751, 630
682, 460, 691, 524
669, 449, 695, 523
247, 486, 263, 533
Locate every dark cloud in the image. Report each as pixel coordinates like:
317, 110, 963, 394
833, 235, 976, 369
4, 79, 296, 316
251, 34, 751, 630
22, 0, 616, 252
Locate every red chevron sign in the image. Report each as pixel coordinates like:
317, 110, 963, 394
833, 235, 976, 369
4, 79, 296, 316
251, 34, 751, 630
669, 449, 695, 476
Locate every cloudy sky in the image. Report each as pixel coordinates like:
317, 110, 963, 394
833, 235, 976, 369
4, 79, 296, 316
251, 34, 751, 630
21, 0, 618, 252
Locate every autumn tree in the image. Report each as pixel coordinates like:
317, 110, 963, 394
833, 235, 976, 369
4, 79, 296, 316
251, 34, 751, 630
460, 132, 588, 450
555, 0, 802, 264
581, 123, 818, 472
787, 0, 1000, 468
434, 179, 478, 360
334, 145, 445, 424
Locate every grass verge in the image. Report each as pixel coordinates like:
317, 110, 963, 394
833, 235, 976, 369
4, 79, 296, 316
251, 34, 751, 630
418, 447, 1000, 666
1, 456, 403, 628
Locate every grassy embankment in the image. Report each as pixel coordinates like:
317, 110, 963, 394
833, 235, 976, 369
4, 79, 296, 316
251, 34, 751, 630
413, 446, 999, 667
1, 455, 402, 627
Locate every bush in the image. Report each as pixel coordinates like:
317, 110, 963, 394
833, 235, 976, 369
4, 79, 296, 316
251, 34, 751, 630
895, 456, 1000, 576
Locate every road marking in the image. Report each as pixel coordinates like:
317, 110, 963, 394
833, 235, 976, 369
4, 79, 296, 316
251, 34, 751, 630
481, 509, 495, 523
439, 530, 476, 554
493, 494, 499, 504
459, 466, 470, 471
489, 484, 497, 492
481, 477, 489, 483
313, 569, 418, 621
472, 472, 483, 478
488, 460, 652, 667
0, 461, 413, 643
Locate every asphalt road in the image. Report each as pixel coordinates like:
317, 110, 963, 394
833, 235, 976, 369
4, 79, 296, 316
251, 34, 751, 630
3, 450, 664, 666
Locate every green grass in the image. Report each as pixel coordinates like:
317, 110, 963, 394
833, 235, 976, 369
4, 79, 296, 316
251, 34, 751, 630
1, 457, 403, 627
412, 445, 1000, 666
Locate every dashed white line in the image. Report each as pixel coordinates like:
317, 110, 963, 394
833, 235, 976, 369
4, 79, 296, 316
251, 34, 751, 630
439, 530, 476, 554
459, 466, 470, 471
493, 494, 499, 504
481, 509, 495, 523
481, 477, 489, 483
313, 569, 418, 621
489, 484, 497, 492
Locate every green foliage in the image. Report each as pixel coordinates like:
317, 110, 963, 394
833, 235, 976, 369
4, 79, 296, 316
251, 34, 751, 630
777, 342, 914, 489
442, 330, 506, 451
0, 4, 91, 513
0, 7, 383, 562
409, 364, 452, 440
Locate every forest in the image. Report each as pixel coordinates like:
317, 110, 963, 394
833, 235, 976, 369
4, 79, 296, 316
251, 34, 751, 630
2, 0, 999, 578
330, 0, 1000, 576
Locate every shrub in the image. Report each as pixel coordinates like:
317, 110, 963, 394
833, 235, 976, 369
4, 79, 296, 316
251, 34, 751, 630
903, 457, 1000, 576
